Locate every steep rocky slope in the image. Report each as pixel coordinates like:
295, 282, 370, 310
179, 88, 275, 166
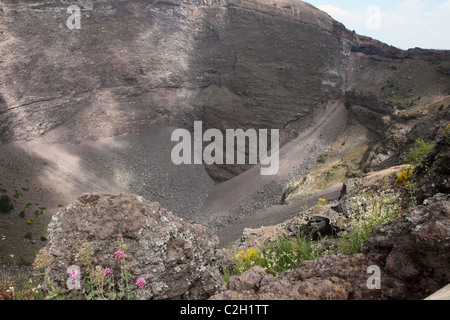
0, 0, 344, 147
1, 0, 448, 180
0, 0, 449, 265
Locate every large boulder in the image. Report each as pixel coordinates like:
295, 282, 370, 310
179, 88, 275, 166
39, 193, 222, 300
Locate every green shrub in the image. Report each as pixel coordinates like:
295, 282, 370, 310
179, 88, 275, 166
228, 236, 321, 278
0, 195, 14, 213
258, 235, 320, 276
226, 191, 401, 277
13, 190, 22, 199
405, 139, 434, 166
395, 102, 407, 110
337, 191, 400, 255
317, 152, 329, 164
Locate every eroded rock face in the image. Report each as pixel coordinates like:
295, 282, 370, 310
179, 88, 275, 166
42, 193, 221, 300
0, 0, 376, 182
0, 0, 344, 149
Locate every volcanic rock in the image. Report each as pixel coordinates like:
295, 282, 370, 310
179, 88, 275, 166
362, 193, 450, 299
39, 193, 222, 300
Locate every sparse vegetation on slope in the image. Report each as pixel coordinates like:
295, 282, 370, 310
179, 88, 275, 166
337, 190, 401, 255
404, 139, 435, 166
223, 187, 402, 278
282, 124, 369, 204
0, 195, 14, 214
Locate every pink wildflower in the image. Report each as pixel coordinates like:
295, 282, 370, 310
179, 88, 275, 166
136, 278, 146, 289
103, 268, 111, 275
115, 250, 126, 260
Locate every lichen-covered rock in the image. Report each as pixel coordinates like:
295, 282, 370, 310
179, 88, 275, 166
40, 193, 222, 300
362, 193, 450, 299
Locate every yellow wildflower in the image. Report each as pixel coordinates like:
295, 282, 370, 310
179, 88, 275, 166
394, 167, 413, 186
235, 248, 262, 265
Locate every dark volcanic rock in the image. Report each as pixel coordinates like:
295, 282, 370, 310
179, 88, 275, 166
413, 127, 450, 204
300, 215, 339, 240
362, 193, 450, 299
210, 254, 385, 300
39, 193, 222, 300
